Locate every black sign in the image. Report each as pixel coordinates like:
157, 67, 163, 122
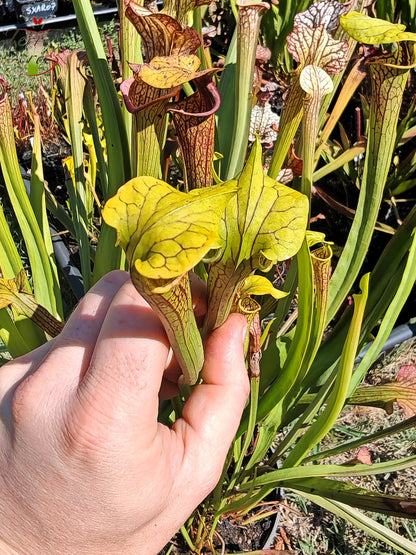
21, 1, 57, 23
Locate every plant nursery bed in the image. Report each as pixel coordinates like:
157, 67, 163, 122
159, 511, 278, 554
275, 337, 416, 554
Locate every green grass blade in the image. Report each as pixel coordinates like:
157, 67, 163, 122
283, 274, 369, 467
240, 455, 416, 488
312, 482, 416, 520
272, 363, 337, 461
292, 493, 416, 555
349, 228, 416, 392
304, 415, 416, 464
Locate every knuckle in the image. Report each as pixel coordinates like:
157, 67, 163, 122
10, 373, 39, 428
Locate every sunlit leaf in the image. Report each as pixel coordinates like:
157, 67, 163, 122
204, 140, 308, 332
300, 65, 333, 97
223, 143, 308, 266
103, 177, 237, 384
287, 24, 349, 74
340, 11, 416, 44
0, 270, 64, 338
240, 275, 288, 300
138, 54, 201, 88
294, 0, 345, 32
0, 269, 31, 300
125, 1, 201, 60
103, 176, 237, 280
306, 230, 327, 247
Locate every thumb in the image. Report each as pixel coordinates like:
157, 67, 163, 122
174, 313, 250, 495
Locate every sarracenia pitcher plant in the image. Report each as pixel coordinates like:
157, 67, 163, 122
102, 141, 308, 384
2, 0, 416, 552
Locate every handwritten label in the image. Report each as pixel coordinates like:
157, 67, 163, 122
21, 1, 57, 21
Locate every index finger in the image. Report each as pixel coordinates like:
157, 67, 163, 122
74, 279, 170, 443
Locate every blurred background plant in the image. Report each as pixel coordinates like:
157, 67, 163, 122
1, 0, 416, 553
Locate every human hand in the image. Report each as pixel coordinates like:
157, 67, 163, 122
0, 271, 249, 554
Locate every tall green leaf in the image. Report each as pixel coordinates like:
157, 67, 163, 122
0, 80, 62, 318
71, 0, 131, 282
327, 43, 414, 321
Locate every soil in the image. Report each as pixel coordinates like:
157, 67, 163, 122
213, 514, 276, 553
159, 502, 281, 554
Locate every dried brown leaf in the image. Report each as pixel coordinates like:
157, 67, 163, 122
396, 364, 416, 417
